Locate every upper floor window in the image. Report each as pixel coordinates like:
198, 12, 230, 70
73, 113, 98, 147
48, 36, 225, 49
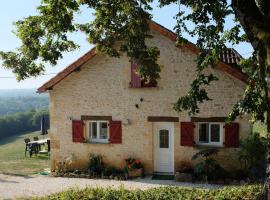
197, 123, 223, 146
88, 121, 109, 143
130, 61, 157, 88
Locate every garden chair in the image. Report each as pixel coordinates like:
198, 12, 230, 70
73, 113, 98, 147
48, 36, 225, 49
24, 138, 31, 157
29, 143, 38, 157
33, 136, 42, 151
33, 136, 39, 141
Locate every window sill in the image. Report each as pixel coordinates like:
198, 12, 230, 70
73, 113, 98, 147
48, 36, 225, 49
128, 86, 159, 89
193, 144, 224, 149
87, 141, 109, 144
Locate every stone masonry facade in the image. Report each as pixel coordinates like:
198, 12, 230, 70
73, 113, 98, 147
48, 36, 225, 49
48, 30, 251, 173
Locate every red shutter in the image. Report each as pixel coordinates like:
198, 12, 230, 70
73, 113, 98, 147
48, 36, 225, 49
109, 120, 122, 144
224, 123, 239, 147
131, 61, 142, 88
181, 122, 194, 146
72, 120, 84, 143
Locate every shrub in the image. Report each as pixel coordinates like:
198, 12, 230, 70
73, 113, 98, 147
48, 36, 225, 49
32, 184, 263, 200
192, 148, 227, 181
102, 166, 125, 179
238, 132, 267, 180
178, 161, 193, 173
88, 154, 104, 176
230, 169, 249, 181
55, 154, 76, 175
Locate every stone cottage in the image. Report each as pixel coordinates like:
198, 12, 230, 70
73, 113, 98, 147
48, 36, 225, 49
38, 21, 251, 174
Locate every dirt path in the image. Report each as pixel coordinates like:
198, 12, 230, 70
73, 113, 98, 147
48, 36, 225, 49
0, 173, 221, 199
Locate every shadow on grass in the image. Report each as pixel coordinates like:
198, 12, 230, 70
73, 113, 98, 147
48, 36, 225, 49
23, 152, 50, 160
0, 131, 41, 145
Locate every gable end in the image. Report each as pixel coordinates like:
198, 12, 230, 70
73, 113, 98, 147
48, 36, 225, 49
37, 21, 248, 93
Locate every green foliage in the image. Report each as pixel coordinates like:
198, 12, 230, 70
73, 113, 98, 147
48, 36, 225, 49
124, 158, 143, 171
174, 73, 218, 115
228, 82, 266, 123
0, 96, 48, 116
88, 154, 105, 176
0, 109, 49, 139
32, 184, 263, 200
0, 0, 162, 83
1, 0, 269, 128
0, 91, 49, 138
55, 154, 77, 175
79, 0, 162, 82
238, 132, 267, 179
102, 166, 125, 178
0, 0, 80, 80
239, 132, 267, 168
178, 161, 193, 173
192, 149, 227, 181
253, 122, 267, 137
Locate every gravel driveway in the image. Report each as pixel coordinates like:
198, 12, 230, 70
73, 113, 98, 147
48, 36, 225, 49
0, 173, 222, 199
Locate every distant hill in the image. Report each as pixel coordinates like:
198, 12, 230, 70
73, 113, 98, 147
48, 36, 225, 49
0, 89, 49, 138
0, 89, 49, 116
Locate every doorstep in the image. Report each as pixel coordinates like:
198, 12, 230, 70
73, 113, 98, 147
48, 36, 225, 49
152, 172, 175, 180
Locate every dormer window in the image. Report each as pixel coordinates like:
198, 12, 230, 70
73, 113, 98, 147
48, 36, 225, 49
130, 61, 157, 88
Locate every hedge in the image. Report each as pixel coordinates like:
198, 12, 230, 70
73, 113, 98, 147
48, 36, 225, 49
33, 184, 263, 200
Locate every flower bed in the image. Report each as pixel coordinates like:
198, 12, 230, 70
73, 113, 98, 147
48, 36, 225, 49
53, 154, 126, 180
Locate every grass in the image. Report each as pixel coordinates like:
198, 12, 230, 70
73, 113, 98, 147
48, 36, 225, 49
0, 131, 50, 176
32, 185, 263, 200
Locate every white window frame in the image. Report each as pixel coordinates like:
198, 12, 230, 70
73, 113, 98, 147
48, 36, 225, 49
87, 120, 109, 143
196, 122, 223, 146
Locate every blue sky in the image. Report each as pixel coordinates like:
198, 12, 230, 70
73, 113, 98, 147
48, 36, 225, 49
0, 1, 253, 90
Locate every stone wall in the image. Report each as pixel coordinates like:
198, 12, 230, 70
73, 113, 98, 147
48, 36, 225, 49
48, 30, 250, 173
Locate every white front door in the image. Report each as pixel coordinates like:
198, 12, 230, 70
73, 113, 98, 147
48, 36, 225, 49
154, 122, 174, 173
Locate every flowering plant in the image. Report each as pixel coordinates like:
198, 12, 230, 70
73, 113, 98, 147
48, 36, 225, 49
124, 157, 143, 171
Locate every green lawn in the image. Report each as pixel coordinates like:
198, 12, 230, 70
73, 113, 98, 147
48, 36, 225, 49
0, 131, 50, 176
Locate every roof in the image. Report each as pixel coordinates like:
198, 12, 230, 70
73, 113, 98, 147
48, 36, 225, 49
37, 20, 248, 93
220, 48, 242, 65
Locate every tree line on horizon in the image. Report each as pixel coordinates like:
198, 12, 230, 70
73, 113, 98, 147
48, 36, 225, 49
0, 95, 49, 139
0, 109, 49, 139
0, 96, 48, 116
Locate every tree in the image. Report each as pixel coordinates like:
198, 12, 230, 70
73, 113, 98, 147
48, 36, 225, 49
0, 0, 269, 196
0, 109, 49, 139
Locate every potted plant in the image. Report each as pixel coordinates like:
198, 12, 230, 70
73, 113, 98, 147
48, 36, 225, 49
124, 158, 143, 179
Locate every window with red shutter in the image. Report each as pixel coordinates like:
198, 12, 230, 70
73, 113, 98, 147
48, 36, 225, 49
109, 120, 122, 144
131, 61, 142, 88
130, 61, 157, 88
181, 122, 194, 146
224, 123, 239, 148
72, 120, 84, 142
